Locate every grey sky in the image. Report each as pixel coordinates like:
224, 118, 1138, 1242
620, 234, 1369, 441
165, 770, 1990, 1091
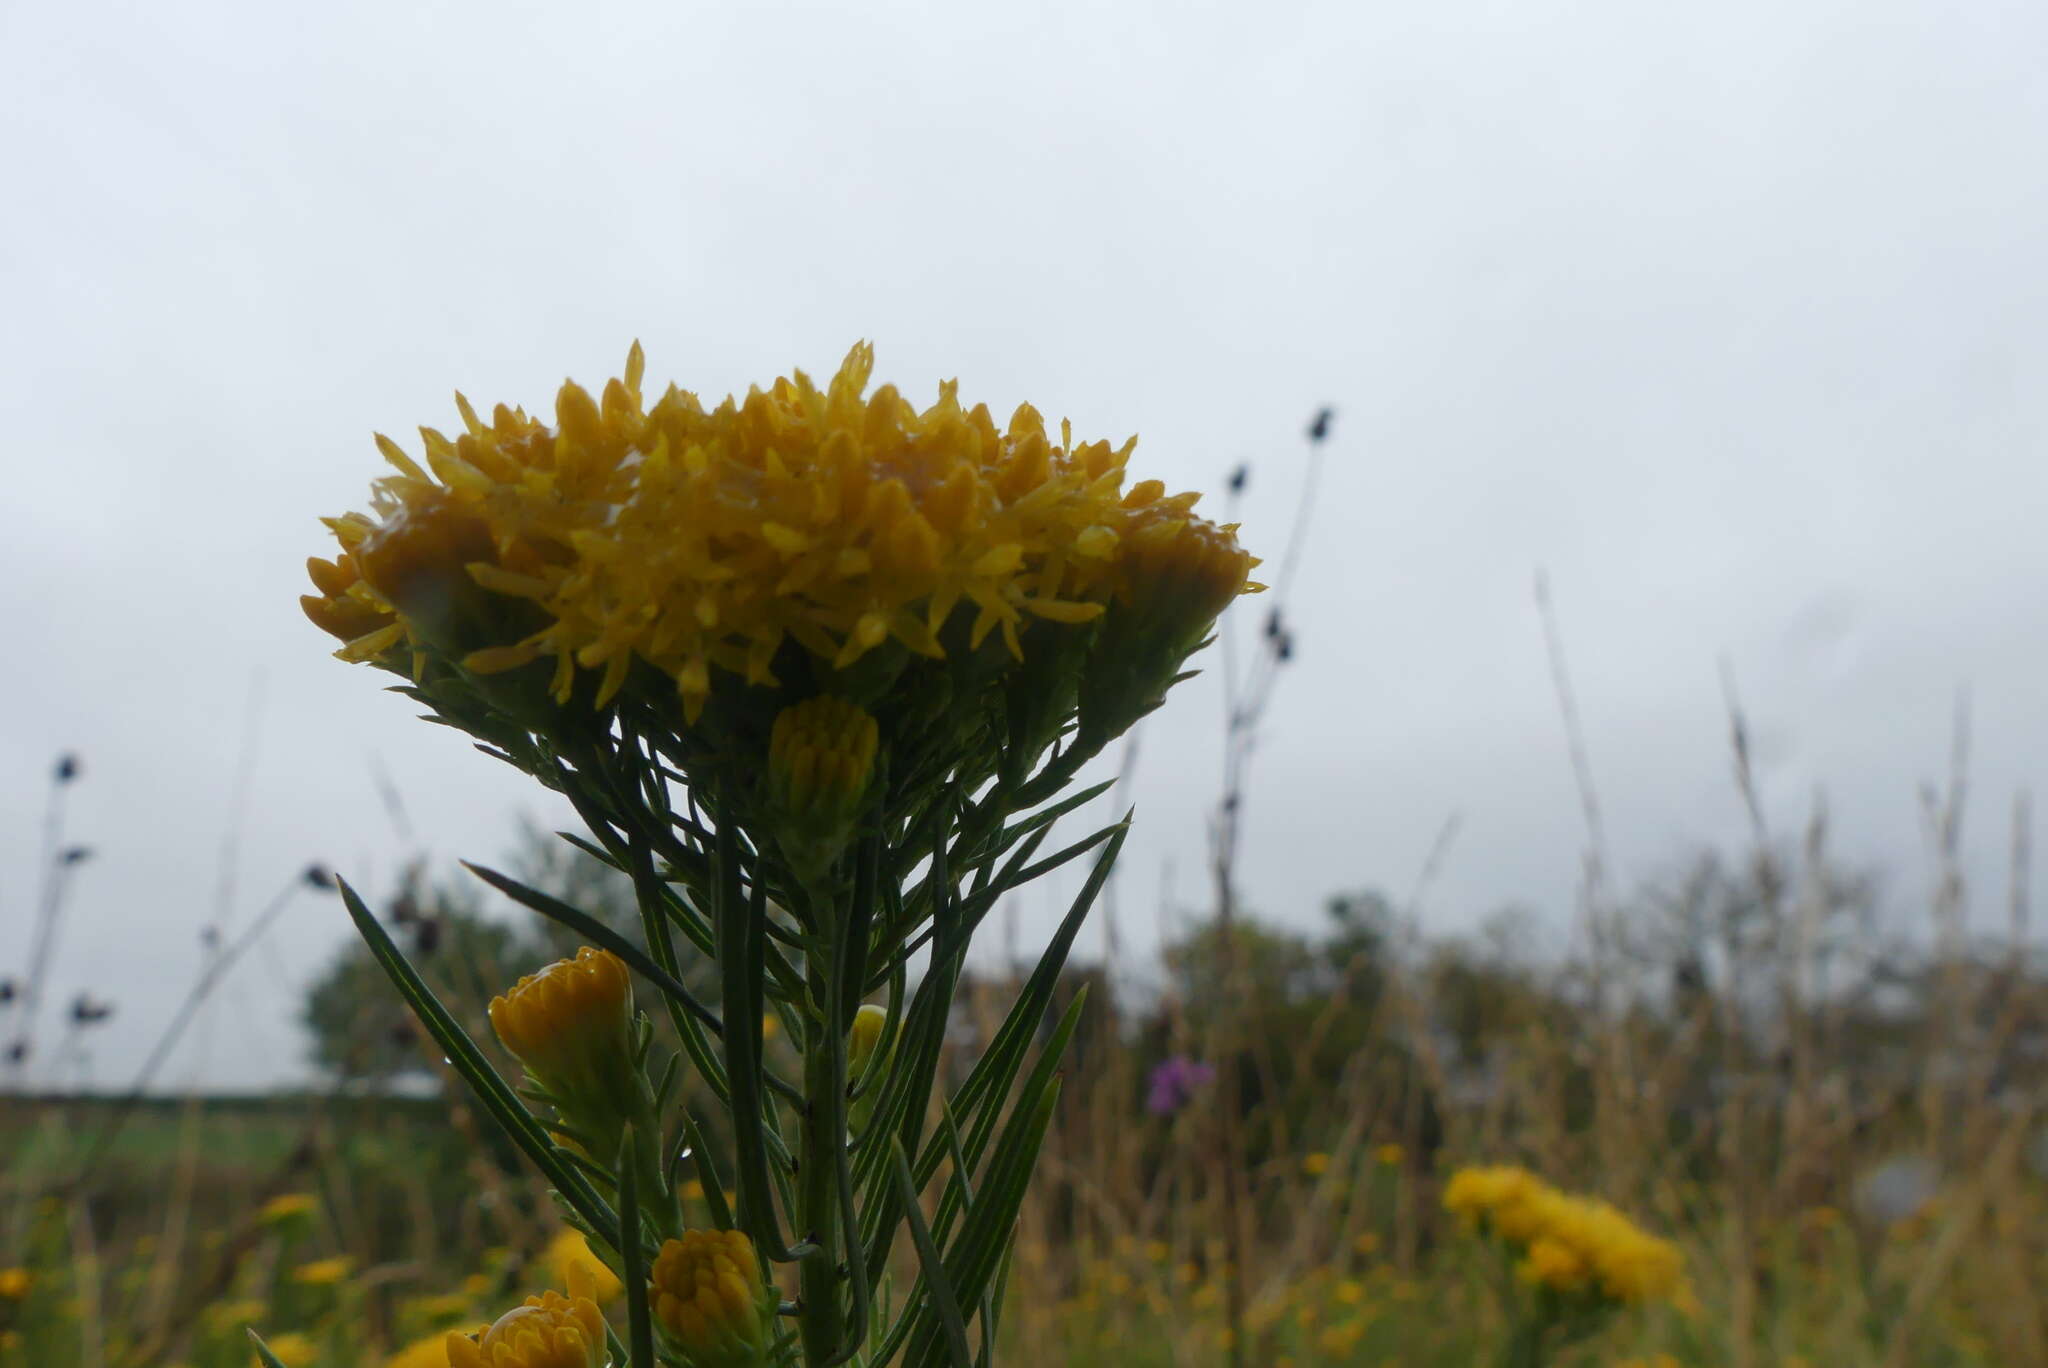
4, 0, 2044, 1090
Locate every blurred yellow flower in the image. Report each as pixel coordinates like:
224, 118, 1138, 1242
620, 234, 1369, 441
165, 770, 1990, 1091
292, 1257, 352, 1286
388, 1331, 464, 1368
1302, 1152, 1333, 1177
206, 1300, 268, 1334
1517, 1235, 1589, 1293
0, 1268, 28, 1299
1374, 1143, 1405, 1166
258, 1193, 319, 1225
254, 1332, 317, 1367
544, 1229, 623, 1305
402, 1292, 475, 1325
1445, 1164, 1687, 1306
1318, 1322, 1365, 1356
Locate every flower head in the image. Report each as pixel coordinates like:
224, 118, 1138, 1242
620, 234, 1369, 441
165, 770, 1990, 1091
487, 947, 634, 1108
1144, 1055, 1216, 1116
306, 344, 1256, 732
445, 1289, 605, 1368
0, 1269, 28, 1300
650, 1229, 772, 1368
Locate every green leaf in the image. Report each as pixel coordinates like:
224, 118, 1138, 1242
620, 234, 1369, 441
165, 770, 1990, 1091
463, 860, 728, 1037
679, 1110, 736, 1233
915, 821, 1125, 1189
931, 988, 1087, 1253
889, 1138, 974, 1368
906, 1075, 1063, 1368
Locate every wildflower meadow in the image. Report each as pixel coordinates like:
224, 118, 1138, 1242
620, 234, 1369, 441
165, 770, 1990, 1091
7, 340, 2042, 1368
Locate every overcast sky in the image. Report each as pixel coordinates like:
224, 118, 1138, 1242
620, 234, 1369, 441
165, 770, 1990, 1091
4, 0, 2045, 1091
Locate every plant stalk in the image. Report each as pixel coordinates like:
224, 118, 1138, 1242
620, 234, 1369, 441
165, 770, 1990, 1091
800, 956, 849, 1364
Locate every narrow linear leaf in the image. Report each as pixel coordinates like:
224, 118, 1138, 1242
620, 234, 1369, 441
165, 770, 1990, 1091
890, 1139, 974, 1368
464, 861, 726, 1037
245, 1331, 289, 1368
916, 822, 1125, 1189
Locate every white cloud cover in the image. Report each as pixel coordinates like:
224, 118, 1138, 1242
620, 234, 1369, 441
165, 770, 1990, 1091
3, 0, 2044, 1089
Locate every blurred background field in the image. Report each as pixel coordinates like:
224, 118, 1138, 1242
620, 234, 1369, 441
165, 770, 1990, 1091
7, 763, 2047, 1365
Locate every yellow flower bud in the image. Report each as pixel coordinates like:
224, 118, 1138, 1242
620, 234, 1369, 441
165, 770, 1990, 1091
1078, 507, 1259, 750
847, 1004, 890, 1080
1112, 510, 1260, 636
769, 697, 878, 822
488, 947, 636, 1120
767, 697, 879, 883
444, 1289, 606, 1368
650, 1230, 772, 1368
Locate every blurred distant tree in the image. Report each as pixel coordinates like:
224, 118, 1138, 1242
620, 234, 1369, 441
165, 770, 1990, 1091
302, 864, 540, 1082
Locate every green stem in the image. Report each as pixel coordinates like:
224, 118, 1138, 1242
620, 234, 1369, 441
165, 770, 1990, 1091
800, 955, 849, 1365
1500, 1316, 1549, 1368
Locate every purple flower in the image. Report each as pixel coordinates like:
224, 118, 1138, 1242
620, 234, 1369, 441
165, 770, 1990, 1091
1146, 1055, 1217, 1116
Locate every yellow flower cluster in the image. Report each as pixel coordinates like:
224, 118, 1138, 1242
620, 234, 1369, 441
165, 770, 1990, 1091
445, 1289, 605, 1368
649, 1228, 770, 1367
1442, 1165, 1686, 1305
304, 343, 1258, 720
